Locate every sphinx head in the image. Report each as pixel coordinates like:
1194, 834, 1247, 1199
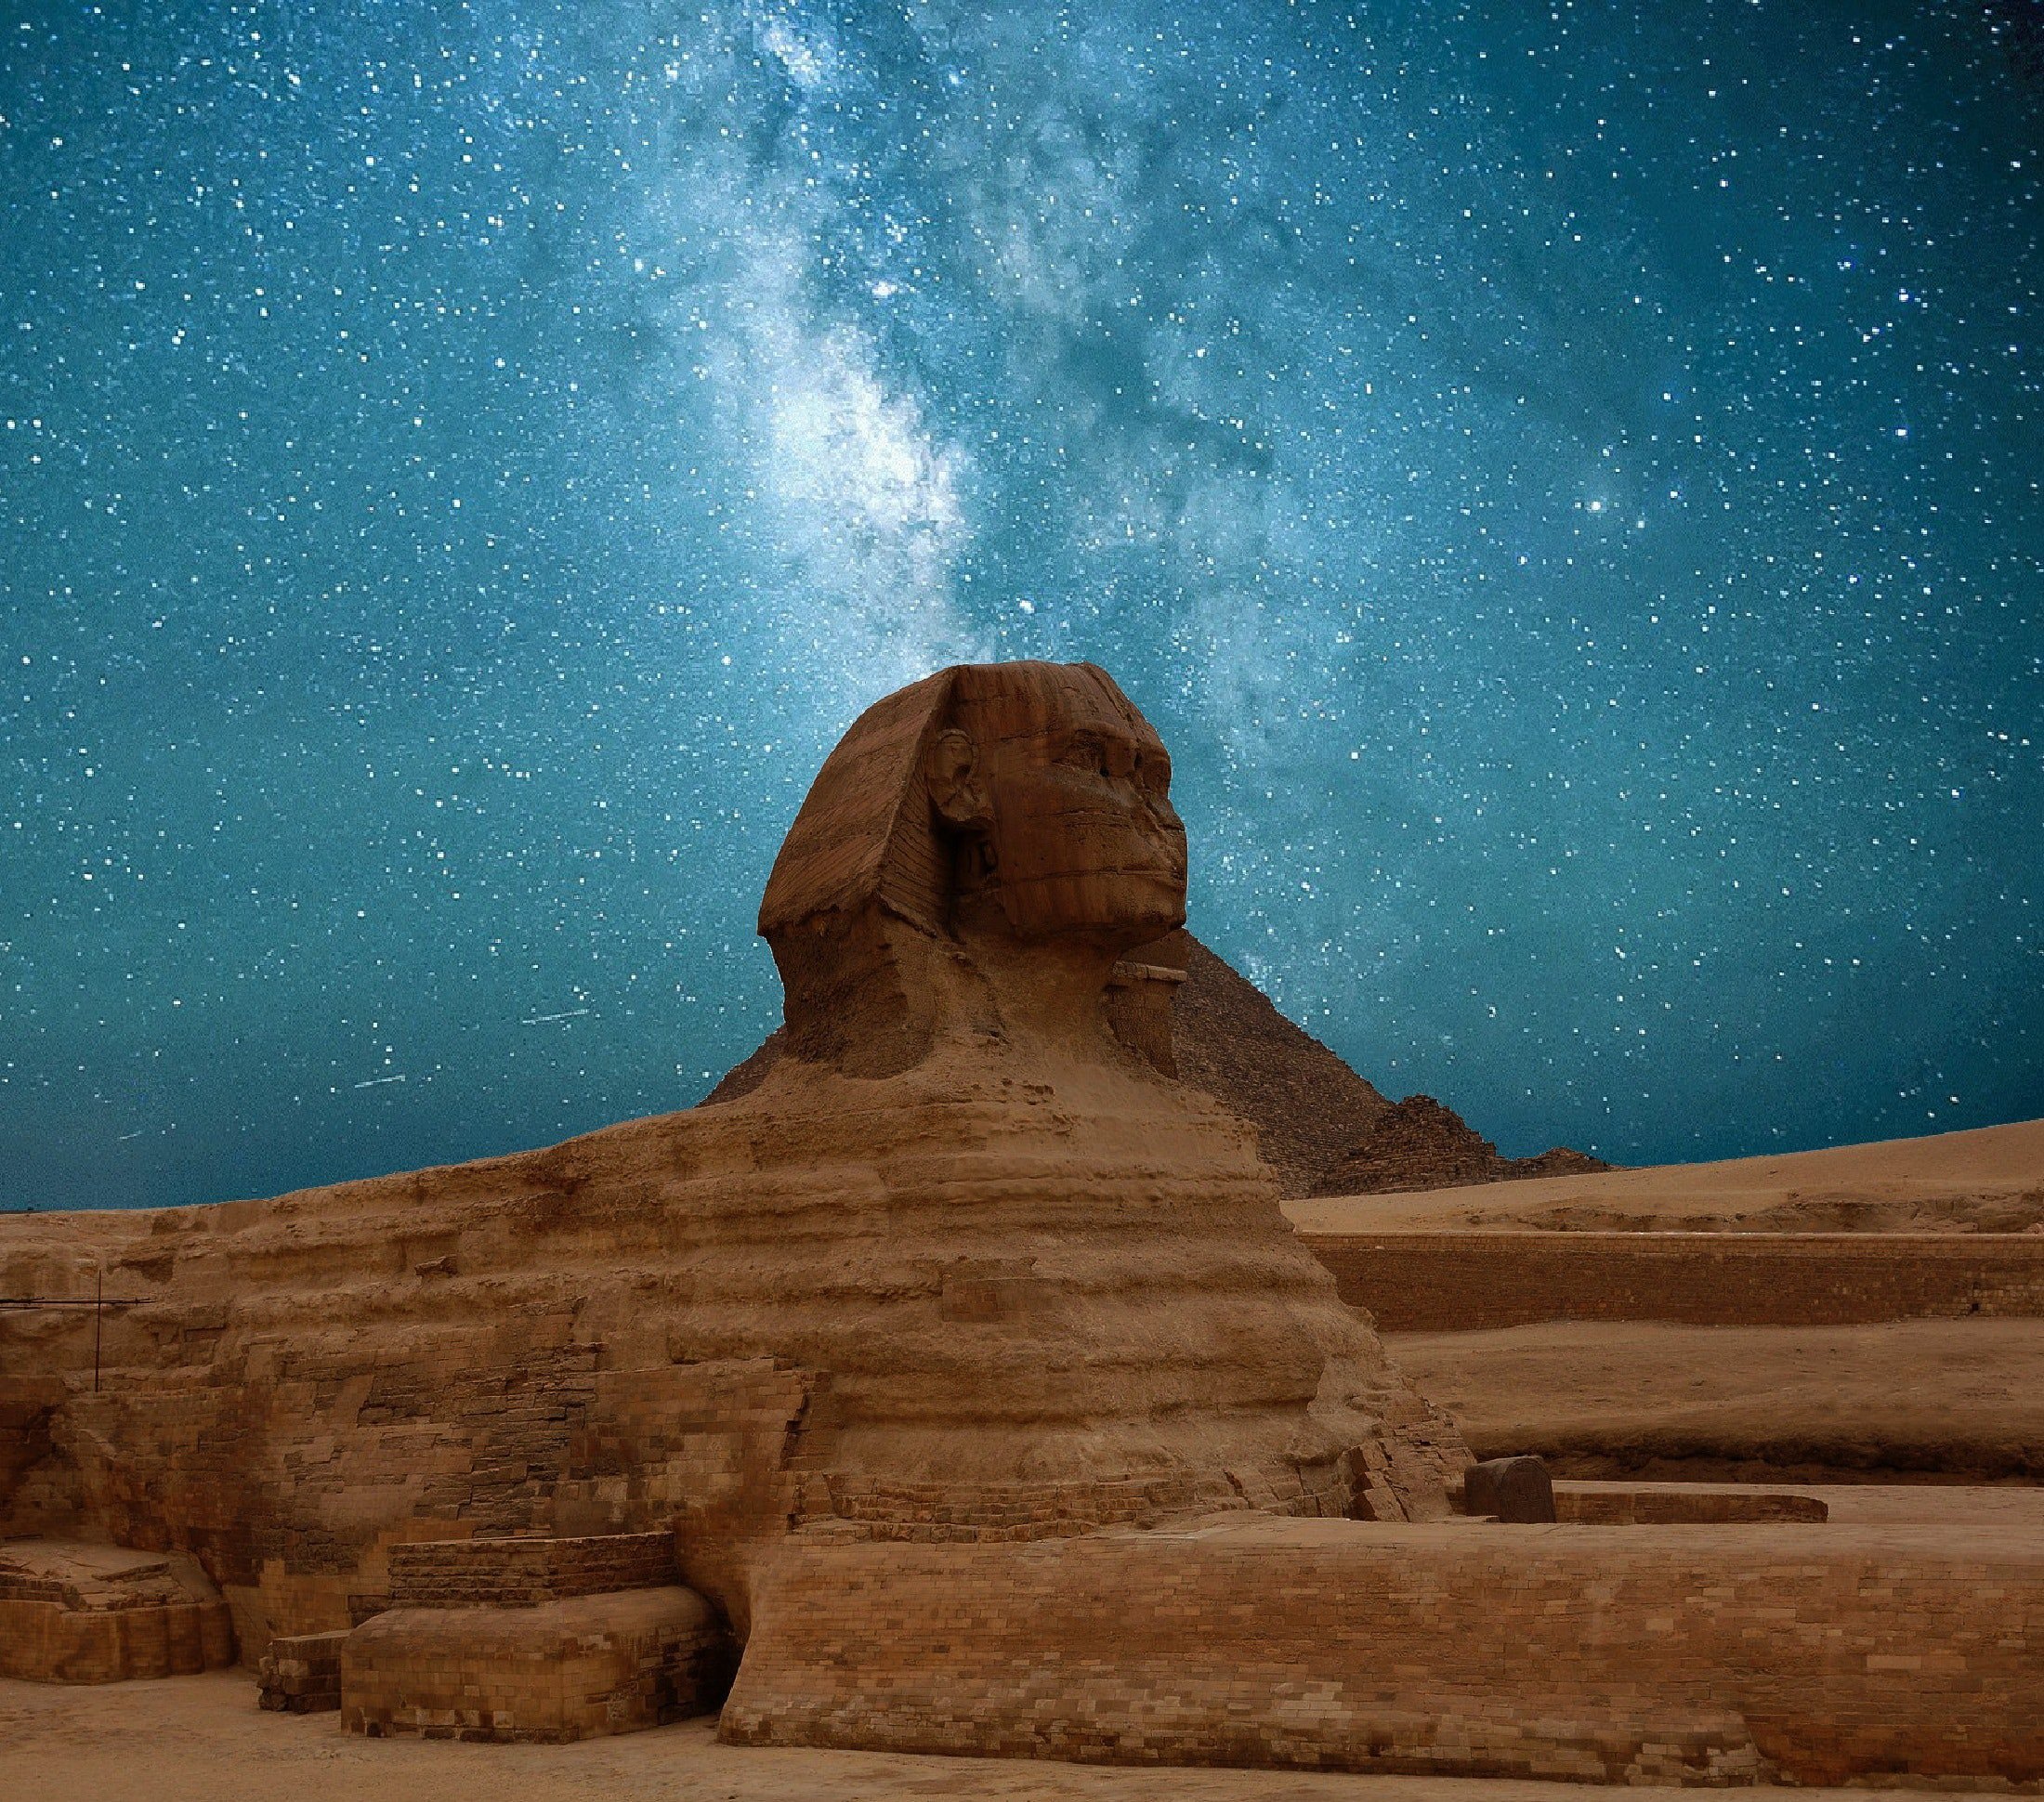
759, 661, 1186, 1073
928, 662, 1186, 944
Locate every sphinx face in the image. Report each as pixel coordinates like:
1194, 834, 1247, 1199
949, 664, 1187, 945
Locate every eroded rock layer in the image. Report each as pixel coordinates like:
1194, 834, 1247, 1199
1, 1030, 1461, 1647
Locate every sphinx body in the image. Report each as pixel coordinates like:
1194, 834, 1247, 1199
0, 662, 1463, 1647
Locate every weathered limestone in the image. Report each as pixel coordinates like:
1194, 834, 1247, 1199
1551, 1482, 1828, 1525
257, 1629, 346, 1712
724, 1519, 2044, 1786
713, 931, 1613, 1195
341, 1532, 731, 1742
382, 1529, 683, 1609
343, 1588, 729, 1743
1461, 1455, 1556, 1523
0, 660, 1462, 1656
1304, 1227, 2044, 1332
0, 1540, 236, 1682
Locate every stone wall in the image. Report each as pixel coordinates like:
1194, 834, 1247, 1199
789, 1466, 1355, 1542
386, 1532, 676, 1608
0, 1594, 235, 1683
724, 1521, 2044, 1787
338, 1532, 733, 1743
7, 1335, 814, 1653
1304, 1230, 2044, 1331
0, 1542, 238, 1683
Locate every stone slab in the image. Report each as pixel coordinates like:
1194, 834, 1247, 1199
723, 1518, 2044, 1787
341, 1586, 731, 1743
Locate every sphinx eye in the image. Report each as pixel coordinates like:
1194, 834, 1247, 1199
1066, 736, 1107, 774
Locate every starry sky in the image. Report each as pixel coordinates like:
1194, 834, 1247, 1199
3, 1, 2040, 1213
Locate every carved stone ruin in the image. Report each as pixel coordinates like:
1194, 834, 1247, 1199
5, 660, 2036, 1783
0, 659, 1463, 1725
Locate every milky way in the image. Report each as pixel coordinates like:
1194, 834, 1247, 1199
4, 1, 2039, 1210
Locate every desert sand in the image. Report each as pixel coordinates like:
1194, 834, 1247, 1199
1296, 1119, 2044, 1480
1286, 1117, 2044, 1234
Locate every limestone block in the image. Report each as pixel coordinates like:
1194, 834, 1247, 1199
384, 1530, 677, 1608
1553, 1482, 1828, 1525
1462, 1455, 1556, 1522
0, 1540, 236, 1682
724, 1521, 2044, 1787
1304, 1228, 2044, 1332
257, 1628, 347, 1712
340, 1585, 731, 1743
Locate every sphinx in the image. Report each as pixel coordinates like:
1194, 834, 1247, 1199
0, 660, 1464, 1652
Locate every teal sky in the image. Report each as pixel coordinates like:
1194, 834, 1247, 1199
3, 1, 2040, 1210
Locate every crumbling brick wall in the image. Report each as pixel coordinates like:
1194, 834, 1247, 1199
257, 1629, 347, 1712
8, 1332, 815, 1654
0, 1594, 235, 1683
341, 1587, 731, 1743
385, 1532, 676, 1608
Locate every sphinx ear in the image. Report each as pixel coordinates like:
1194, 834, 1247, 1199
926, 727, 989, 829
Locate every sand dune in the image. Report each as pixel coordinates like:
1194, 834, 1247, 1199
1287, 1117, 2044, 1234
